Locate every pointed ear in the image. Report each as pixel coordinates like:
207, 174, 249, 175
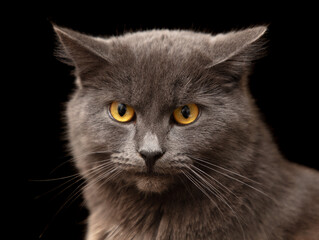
210, 26, 267, 67
53, 24, 111, 81
203, 26, 267, 90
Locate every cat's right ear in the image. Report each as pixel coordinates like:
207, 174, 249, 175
53, 24, 111, 85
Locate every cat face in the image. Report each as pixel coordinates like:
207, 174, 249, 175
55, 26, 266, 193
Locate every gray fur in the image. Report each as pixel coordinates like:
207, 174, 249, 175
54, 24, 319, 240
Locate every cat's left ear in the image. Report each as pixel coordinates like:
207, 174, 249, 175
209, 26, 267, 67
205, 26, 267, 88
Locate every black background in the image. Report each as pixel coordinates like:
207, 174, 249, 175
16, 6, 318, 240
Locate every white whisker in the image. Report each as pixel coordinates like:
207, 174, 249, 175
187, 166, 246, 240
195, 160, 276, 203
190, 156, 262, 185
49, 150, 115, 175
181, 169, 225, 220
191, 164, 239, 199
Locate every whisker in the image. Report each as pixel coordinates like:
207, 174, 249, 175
38, 156, 116, 239
75, 150, 119, 159
181, 169, 225, 219
191, 164, 239, 200
176, 174, 196, 202
79, 168, 122, 207
83, 161, 114, 178
33, 156, 114, 183
39, 164, 118, 237
181, 170, 216, 205
191, 164, 258, 220
49, 150, 117, 175
188, 166, 237, 212
65, 168, 120, 211
187, 166, 225, 203
189, 156, 262, 185
35, 160, 114, 201
38, 179, 87, 239
195, 160, 276, 203
86, 168, 118, 187
49, 159, 73, 175
31, 174, 81, 182
33, 175, 82, 200
188, 166, 246, 240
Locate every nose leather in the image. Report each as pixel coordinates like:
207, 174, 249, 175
139, 150, 164, 172
138, 132, 164, 172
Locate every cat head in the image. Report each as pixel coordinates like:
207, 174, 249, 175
54, 25, 266, 193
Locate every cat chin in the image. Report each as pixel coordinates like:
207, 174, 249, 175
135, 176, 171, 193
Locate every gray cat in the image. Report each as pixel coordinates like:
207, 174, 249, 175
53, 24, 319, 240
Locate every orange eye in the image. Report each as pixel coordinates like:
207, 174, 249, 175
173, 103, 199, 125
109, 101, 135, 123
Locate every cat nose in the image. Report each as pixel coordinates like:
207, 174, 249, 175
138, 131, 164, 172
139, 150, 164, 172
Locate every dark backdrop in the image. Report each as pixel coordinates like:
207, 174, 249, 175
20, 8, 318, 240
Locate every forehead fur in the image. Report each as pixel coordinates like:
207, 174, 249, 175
114, 30, 213, 56
108, 29, 214, 74
103, 30, 214, 109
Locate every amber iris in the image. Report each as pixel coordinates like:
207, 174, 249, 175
173, 103, 199, 125
109, 101, 135, 122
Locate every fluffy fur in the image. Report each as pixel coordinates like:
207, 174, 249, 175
54, 25, 319, 240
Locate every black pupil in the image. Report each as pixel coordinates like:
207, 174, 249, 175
117, 103, 127, 117
181, 105, 190, 118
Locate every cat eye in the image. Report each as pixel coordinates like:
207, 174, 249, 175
109, 101, 135, 123
173, 103, 199, 125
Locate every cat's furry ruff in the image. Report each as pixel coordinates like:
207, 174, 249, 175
54, 25, 319, 240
